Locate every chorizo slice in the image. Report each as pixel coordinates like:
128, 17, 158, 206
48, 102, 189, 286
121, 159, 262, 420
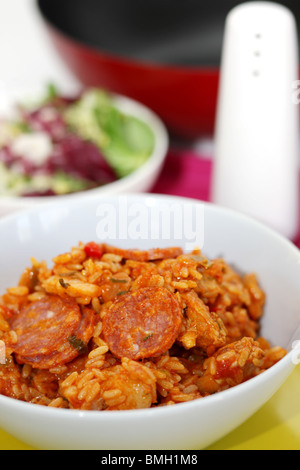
10, 295, 95, 369
102, 287, 183, 360
103, 244, 183, 262
37, 305, 96, 370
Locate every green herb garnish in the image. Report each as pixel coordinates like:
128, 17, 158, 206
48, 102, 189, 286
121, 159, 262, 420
142, 333, 154, 342
111, 278, 128, 283
58, 271, 77, 277
59, 278, 70, 289
68, 336, 89, 354
117, 290, 130, 296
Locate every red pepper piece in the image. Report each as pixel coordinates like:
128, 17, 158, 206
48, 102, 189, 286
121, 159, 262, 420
84, 242, 104, 259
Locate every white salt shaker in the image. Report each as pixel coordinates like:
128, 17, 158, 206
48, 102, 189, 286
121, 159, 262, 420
211, 1, 299, 240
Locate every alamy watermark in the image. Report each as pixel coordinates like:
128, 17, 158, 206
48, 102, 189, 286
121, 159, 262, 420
95, 196, 205, 252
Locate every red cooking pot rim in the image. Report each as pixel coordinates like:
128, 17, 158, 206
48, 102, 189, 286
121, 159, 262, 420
41, 13, 220, 77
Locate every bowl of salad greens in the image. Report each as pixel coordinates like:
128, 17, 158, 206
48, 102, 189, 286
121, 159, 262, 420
0, 84, 168, 216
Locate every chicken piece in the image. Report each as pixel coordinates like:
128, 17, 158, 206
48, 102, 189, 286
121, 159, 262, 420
197, 337, 265, 395
177, 290, 227, 354
100, 358, 157, 410
60, 357, 157, 411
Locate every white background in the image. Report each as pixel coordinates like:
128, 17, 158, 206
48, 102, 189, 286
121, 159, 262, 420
0, 0, 79, 99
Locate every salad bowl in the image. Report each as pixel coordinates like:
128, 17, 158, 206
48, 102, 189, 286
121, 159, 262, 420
0, 86, 169, 217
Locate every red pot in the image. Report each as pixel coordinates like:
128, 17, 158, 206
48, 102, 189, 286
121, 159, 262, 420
36, 0, 300, 140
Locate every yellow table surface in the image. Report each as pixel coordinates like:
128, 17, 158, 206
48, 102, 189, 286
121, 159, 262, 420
1, 366, 300, 450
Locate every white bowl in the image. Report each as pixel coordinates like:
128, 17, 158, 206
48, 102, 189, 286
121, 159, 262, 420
0, 194, 300, 450
0, 91, 169, 218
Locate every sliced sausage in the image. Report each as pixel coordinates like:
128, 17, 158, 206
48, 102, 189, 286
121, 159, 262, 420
102, 287, 183, 360
10, 295, 95, 369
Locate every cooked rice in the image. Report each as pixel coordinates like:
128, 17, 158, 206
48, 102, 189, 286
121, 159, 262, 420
0, 242, 287, 411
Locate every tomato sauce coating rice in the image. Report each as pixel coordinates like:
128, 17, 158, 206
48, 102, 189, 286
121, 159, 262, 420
0, 243, 287, 410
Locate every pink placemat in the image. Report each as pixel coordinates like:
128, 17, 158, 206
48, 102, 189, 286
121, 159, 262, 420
151, 148, 300, 248
151, 148, 211, 202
